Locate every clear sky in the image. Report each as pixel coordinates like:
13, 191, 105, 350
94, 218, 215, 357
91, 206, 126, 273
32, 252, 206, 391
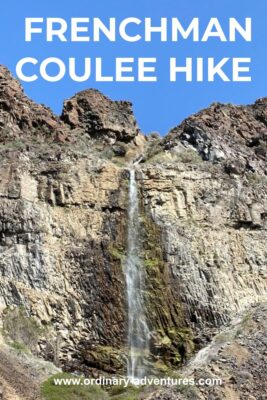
0, 0, 266, 135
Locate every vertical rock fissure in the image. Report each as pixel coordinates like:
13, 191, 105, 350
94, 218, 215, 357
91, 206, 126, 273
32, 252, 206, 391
125, 169, 150, 381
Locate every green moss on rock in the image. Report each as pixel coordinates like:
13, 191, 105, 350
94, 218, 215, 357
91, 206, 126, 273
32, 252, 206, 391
139, 208, 195, 367
109, 244, 125, 262
81, 345, 127, 374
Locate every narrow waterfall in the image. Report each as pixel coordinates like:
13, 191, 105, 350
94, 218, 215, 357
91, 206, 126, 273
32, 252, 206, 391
125, 169, 150, 381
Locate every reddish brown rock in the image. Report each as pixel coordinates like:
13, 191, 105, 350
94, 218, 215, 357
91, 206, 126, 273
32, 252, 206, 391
0, 65, 67, 142
61, 89, 140, 143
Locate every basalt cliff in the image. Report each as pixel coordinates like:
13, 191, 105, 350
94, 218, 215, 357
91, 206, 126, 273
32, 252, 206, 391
0, 65, 266, 400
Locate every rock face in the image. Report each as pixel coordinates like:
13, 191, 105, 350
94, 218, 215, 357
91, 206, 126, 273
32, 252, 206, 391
163, 100, 267, 173
140, 302, 267, 400
0, 156, 128, 368
0, 65, 144, 152
61, 89, 140, 144
0, 65, 266, 397
140, 162, 266, 343
0, 66, 67, 142
184, 302, 267, 400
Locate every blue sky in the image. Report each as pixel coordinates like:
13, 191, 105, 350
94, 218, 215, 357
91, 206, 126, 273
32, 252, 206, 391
0, 0, 266, 135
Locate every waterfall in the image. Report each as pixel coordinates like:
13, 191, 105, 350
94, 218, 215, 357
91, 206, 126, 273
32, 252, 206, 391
125, 169, 150, 382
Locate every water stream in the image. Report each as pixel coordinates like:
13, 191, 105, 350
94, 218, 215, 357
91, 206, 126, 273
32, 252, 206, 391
125, 169, 150, 382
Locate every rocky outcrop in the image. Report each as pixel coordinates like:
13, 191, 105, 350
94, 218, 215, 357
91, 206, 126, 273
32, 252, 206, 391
61, 89, 140, 144
0, 64, 145, 156
0, 65, 266, 388
139, 302, 267, 400
0, 66, 67, 142
184, 302, 267, 400
162, 100, 267, 174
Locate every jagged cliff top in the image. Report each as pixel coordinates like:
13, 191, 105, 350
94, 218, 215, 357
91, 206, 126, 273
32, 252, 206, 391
162, 99, 267, 174
61, 89, 140, 143
0, 64, 266, 174
0, 65, 140, 146
0, 65, 66, 140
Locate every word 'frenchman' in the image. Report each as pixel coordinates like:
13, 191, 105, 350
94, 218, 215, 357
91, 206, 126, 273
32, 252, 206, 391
25, 17, 252, 43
